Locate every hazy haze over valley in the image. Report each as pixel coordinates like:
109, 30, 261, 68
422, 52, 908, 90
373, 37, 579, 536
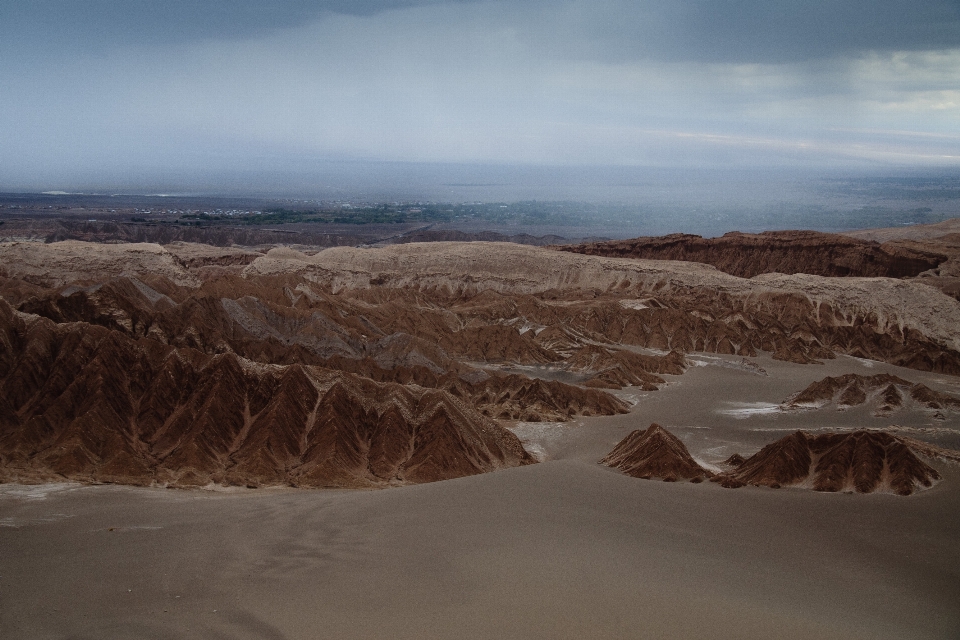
3, 4, 960, 640
1, 1, 959, 200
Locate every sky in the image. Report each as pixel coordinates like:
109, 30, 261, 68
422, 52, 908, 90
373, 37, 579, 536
1, 1, 959, 194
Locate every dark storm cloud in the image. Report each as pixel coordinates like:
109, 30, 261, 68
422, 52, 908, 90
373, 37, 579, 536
535, 0, 960, 64
0, 0, 457, 49
1, 0, 958, 181
687, 0, 960, 61
2, 0, 958, 61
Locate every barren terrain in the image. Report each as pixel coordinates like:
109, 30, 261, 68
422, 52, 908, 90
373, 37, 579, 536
2, 219, 960, 638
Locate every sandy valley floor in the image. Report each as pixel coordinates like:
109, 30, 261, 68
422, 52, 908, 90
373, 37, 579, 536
2, 353, 960, 640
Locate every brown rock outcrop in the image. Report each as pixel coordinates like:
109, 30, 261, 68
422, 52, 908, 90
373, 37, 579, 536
784, 373, 960, 415
440, 324, 559, 364
296, 358, 629, 422
448, 373, 631, 421
713, 430, 941, 495
723, 453, 746, 467
0, 240, 201, 288
3, 238, 960, 492
7, 240, 960, 376
0, 300, 533, 487
844, 223, 960, 301
556, 230, 946, 279
600, 424, 713, 482
566, 345, 685, 390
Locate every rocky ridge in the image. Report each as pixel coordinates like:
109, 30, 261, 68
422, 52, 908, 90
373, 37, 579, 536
566, 345, 686, 389
0, 240, 201, 288
713, 430, 942, 495
556, 230, 946, 279
600, 423, 713, 482
238, 241, 960, 371
600, 424, 949, 496
783, 373, 960, 416
844, 222, 960, 301
0, 300, 533, 487
2, 238, 960, 489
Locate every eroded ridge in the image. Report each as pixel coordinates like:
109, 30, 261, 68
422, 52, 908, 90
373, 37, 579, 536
556, 230, 946, 279
0, 299, 535, 488
6, 240, 960, 374
783, 373, 960, 416
600, 423, 713, 483
2, 239, 960, 490
714, 430, 942, 496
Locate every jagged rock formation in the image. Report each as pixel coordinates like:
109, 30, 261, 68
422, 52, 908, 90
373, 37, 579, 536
723, 453, 746, 467
713, 430, 941, 495
242, 242, 960, 373
442, 324, 558, 364
2, 239, 960, 490
556, 230, 946, 279
4, 241, 960, 375
293, 358, 628, 422
566, 344, 686, 389
600, 424, 713, 482
895, 435, 960, 465
784, 373, 960, 416
449, 373, 630, 421
1, 241, 959, 380
0, 301, 533, 487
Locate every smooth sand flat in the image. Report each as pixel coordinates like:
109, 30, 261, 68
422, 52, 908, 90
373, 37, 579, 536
2, 354, 959, 640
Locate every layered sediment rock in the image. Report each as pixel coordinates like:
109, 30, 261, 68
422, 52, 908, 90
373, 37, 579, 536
0, 240, 201, 288
242, 242, 960, 373
556, 230, 946, 279
784, 373, 960, 415
5, 241, 960, 375
713, 430, 941, 495
566, 345, 686, 389
2, 239, 960, 490
295, 358, 629, 422
0, 301, 533, 487
600, 423, 713, 482
449, 373, 630, 421
845, 221, 960, 301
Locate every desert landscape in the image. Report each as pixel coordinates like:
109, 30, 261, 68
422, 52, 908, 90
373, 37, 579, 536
2, 218, 960, 639
5, 1, 960, 636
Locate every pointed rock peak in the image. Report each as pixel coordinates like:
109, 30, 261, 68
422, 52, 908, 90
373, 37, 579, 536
601, 423, 712, 482
786, 374, 959, 414
644, 423, 670, 438
714, 429, 941, 495
723, 453, 746, 467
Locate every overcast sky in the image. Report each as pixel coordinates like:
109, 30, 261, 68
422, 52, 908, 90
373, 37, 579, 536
1, 1, 959, 192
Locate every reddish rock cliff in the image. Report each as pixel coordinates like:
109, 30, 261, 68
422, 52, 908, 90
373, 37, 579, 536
557, 230, 946, 279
